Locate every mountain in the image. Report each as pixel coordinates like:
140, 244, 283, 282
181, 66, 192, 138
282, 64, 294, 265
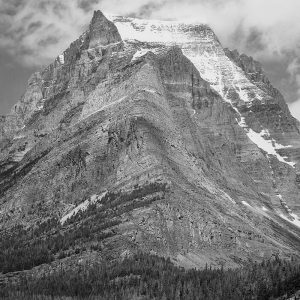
0, 10, 299, 278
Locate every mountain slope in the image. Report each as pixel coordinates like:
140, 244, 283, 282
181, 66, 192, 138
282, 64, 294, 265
0, 10, 299, 273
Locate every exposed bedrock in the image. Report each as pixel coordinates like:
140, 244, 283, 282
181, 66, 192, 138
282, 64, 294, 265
0, 11, 299, 273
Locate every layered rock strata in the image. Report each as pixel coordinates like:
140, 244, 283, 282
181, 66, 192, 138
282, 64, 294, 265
0, 11, 299, 270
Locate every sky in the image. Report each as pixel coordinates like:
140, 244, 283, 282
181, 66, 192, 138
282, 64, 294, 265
1, 0, 300, 120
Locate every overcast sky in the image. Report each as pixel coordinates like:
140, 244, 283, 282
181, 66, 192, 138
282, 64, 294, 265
1, 0, 300, 119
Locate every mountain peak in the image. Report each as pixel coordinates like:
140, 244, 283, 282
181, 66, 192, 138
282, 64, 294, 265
89, 10, 122, 48
1, 9, 300, 280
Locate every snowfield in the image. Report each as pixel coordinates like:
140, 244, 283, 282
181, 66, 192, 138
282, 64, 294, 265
108, 15, 296, 168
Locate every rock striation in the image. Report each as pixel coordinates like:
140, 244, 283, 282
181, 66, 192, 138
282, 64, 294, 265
0, 10, 299, 273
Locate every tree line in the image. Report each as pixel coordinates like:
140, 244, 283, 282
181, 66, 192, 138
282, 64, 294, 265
1, 252, 299, 299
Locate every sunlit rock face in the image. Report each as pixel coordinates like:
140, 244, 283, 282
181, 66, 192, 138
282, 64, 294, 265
0, 10, 299, 270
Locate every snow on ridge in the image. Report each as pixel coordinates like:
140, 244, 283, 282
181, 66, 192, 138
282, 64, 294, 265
110, 14, 263, 106
110, 14, 296, 168
131, 48, 159, 61
109, 15, 213, 45
60, 191, 107, 225
108, 14, 206, 26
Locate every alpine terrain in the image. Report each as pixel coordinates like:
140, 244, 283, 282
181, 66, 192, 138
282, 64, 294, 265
0, 10, 300, 292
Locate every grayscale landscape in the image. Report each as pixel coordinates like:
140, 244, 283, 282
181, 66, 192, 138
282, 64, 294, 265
0, 2, 299, 299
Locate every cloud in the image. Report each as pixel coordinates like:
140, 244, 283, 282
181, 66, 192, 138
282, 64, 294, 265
142, 0, 300, 61
0, 0, 158, 66
1, 0, 300, 104
3, 0, 300, 64
288, 100, 300, 122
136, 0, 300, 105
0, 0, 95, 66
287, 53, 300, 121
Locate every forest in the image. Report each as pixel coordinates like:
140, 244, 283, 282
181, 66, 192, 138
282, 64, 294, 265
0, 181, 299, 299
0, 252, 299, 300
0, 182, 167, 273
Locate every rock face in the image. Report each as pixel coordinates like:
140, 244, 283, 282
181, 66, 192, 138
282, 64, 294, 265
0, 11, 299, 271
89, 10, 122, 48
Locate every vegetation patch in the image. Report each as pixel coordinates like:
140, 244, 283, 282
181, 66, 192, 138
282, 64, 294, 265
0, 182, 168, 274
0, 253, 299, 300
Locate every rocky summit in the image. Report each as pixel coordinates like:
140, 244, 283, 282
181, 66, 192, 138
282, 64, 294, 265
0, 10, 300, 275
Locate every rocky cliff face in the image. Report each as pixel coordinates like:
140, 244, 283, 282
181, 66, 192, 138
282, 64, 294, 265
0, 11, 299, 272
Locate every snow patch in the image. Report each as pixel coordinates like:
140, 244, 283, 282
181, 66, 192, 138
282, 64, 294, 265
290, 213, 300, 228
58, 54, 64, 64
60, 200, 89, 225
247, 129, 281, 156
142, 87, 160, 94
36, 102, 44, 111
274, 142, 292, 150
242, 201, 251, 207
13, 135, 26, 140
108, 15, 206, 45
239, 200, 271, 217
223, 192, 236, 204
60, 191, 107, 225
279, 213, 300, 229
277, 194, 300, 227
245, 129, 295, 167
239, 117, 247, 128
242, 202, 269, 217
132, 49, 152, 61
235, 83, 251, 103
235, 110, 295, 167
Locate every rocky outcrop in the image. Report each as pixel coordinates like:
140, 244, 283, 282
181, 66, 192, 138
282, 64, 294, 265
224, 48, 294, 117
89, 10, 122, 48
224, 48, 300, 216
0, 10, 299, 275
224, 48, 270, 85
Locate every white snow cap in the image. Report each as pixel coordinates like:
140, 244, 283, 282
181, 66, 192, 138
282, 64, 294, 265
108, 14, 296, 168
